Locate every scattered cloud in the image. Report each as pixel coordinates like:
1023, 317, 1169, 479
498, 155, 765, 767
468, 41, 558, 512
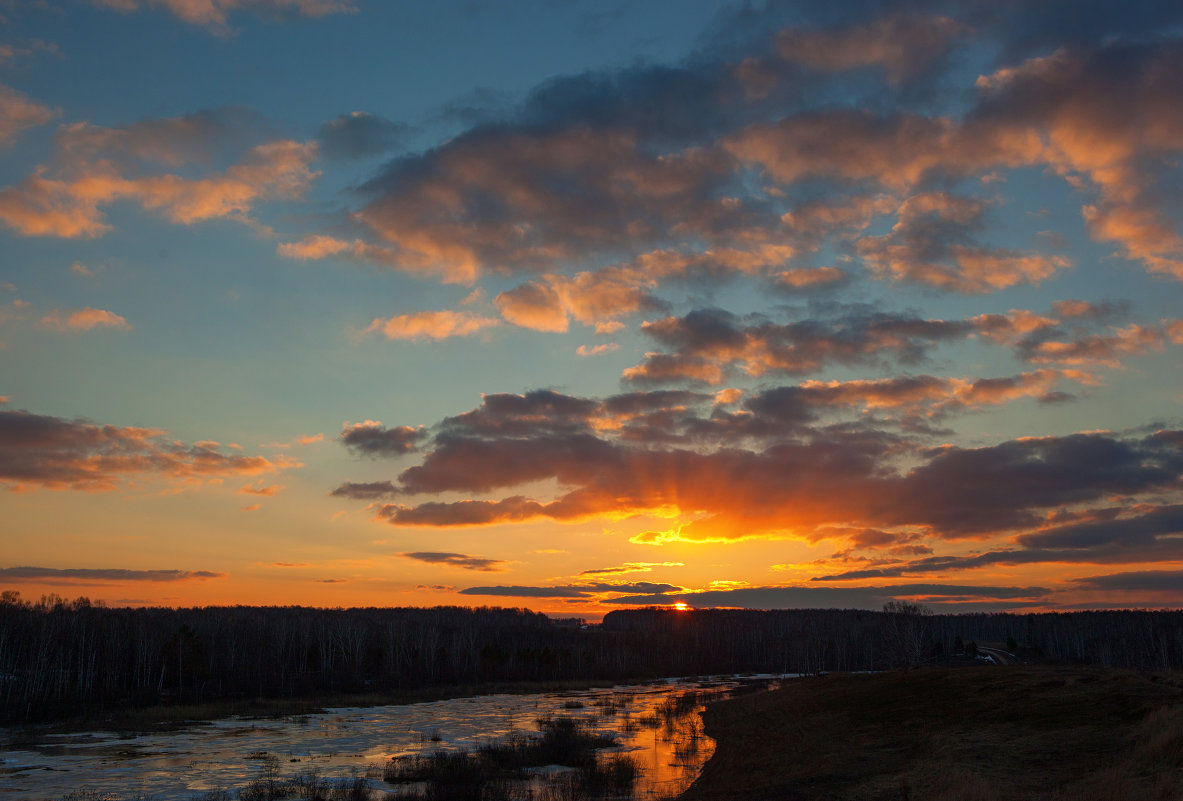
0, 83, 57, 148
0, 566, 223, 583
459, 581, 681, 599
339, 421, 426, 456
238, 483, 281, 496
40, 307, 131, 332
365, 310, 500, 341
336, 386, 1183, 551
624, 308, 973, 386
91, 0, 357, 32
576, 343, 618, 357
605, 583, 1049, 610
578, 562, 684, 576
0, 109, 318, 238
399, 552, 507, 572
0, 408, 298, 491
317, 111, 407, 160
774, 12, 970, 85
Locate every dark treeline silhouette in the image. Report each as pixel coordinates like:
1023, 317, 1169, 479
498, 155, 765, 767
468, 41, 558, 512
600, 606, 1183, 677
1, 591, 1181, 723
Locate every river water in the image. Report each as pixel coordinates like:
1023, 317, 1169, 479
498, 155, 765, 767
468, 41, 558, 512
0, 676, 777, 800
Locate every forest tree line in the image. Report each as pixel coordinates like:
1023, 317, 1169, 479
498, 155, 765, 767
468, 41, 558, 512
1, 591, 1181, 722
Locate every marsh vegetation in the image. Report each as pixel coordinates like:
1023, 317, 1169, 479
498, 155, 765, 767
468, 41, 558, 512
2, 677, 742, 801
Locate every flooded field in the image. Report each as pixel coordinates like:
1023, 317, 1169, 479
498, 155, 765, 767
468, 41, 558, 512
0, 676, 779, 800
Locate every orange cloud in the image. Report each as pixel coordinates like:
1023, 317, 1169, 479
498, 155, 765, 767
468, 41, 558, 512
719, 40, 1183, 282
973, 45, 1183, 278
277, 234, 357, 260
971, 309, 1059, 346
595, 321, 626, 335
495, 265, 663, 332
577, 343, 619, 357
276, 234, 482, 284
238, 483, 282, 496
775, 266, 846, 290
0, 136, 318, 238
1023, 323, 1168, 367
340, 389, 1183, 551
0, 409, 299, 492
40, 307, 131, 332
0, 84, 57, 147
365, 310, 500, 341
355, 126, 728, 283
92, 0, 357, 30
855, 193, 1069, 292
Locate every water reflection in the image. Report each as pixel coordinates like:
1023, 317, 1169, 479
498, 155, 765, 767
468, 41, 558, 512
0, 677, 779, 800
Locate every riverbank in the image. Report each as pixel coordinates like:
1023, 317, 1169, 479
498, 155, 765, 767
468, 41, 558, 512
4, 679, 622, 736
679, 666, 1183, 801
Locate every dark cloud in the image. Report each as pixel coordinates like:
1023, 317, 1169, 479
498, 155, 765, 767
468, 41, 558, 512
888, 436, 1183, 537
1037, 391, 1076, 404
339, 421, 427, 456
458, 585, 593, 599
399, 552, 506, 572
269, 3, 1183, 298
854, 192, 1067, 292
458, 581, 679, 599
624, 307, 973, 385
330, 480, 398, 499
1016, 505, 1183, 550
580, 582, 679, 594
317, 112, 408, 160
441, 390, 600, 438
53, 105, 272, 167
0, 409, 296, 491
0, 567, 223, 583
816, 504, 1183, 580
772, 11, 969, 85
1071, 569, 1183, 593
341, 382, 1183, 545
354, 124, 739, 283
605, 583, 1049, 610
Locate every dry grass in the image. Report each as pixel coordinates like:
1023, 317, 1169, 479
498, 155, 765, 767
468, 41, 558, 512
680, 667, 1183, 801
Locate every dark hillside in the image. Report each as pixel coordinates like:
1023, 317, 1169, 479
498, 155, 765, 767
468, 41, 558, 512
681, 667, 1183, 801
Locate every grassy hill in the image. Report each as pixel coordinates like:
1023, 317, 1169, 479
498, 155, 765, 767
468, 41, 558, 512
680, 666, 1183, 801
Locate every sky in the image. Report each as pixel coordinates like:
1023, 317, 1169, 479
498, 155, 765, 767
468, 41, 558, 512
2, 0, 1183, 617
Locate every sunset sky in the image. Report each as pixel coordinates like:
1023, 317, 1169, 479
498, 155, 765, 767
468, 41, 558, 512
2, 0, 1183, 616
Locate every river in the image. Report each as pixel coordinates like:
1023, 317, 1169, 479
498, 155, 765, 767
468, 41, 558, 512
0, 676, 779, 800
